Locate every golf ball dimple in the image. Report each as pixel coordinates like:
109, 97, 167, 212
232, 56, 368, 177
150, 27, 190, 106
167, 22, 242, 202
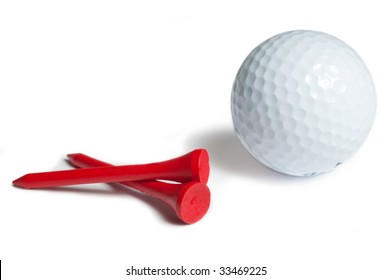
231, 30, 376, 176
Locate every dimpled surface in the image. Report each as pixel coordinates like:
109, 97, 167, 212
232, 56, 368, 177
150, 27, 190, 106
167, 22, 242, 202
231, 30, 376, 176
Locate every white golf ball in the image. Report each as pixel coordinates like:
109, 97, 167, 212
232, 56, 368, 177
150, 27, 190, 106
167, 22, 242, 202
231, 30, 376, 176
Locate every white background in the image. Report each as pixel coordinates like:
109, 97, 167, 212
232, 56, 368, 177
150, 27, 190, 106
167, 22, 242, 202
0, 0, 391, 279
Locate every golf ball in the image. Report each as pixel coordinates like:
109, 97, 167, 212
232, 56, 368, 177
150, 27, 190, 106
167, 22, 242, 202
231, 30, 376, 176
